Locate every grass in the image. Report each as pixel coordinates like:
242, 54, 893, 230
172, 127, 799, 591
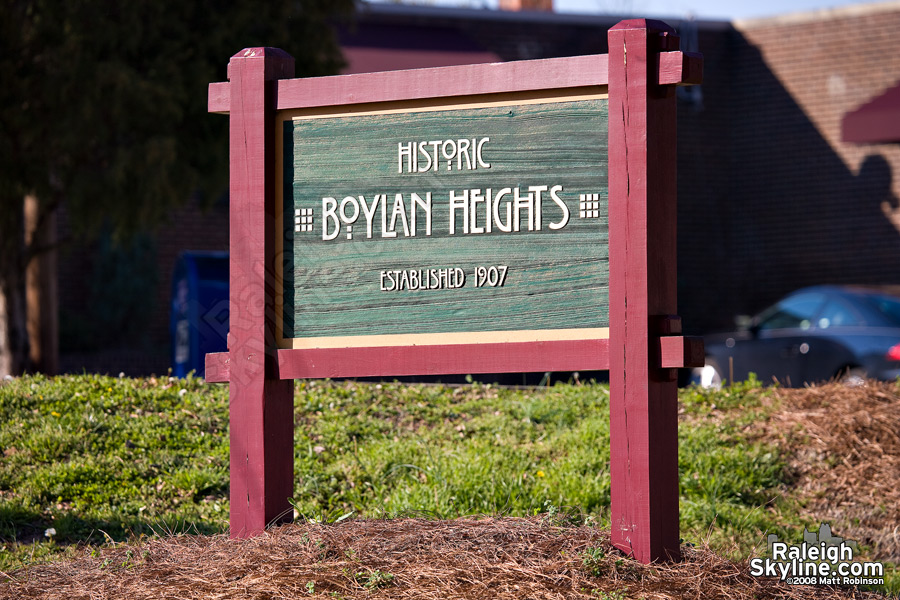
0, 373, 861, 582
0, 372, 229, 570
289, 379, 616, 520
678, 377, 793, 554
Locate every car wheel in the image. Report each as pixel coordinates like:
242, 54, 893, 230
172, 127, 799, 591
838, 367, 867, 387
689, 361, 723, 389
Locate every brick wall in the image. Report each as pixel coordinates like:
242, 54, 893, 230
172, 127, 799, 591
675, 23, 741, 333
59, 198, 229, 376
721, 5, 900, 327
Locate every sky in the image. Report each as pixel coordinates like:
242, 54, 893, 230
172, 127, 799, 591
367, 0, 890, 22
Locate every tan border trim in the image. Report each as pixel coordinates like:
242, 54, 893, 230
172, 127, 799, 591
275, 90, 609, 349
287, 327, 610, 350
282, 87, 607, 121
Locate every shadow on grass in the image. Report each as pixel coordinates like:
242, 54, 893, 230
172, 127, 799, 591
0, 502, 227, 551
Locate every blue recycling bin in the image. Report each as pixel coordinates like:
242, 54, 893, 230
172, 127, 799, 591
171, 252, 229, 378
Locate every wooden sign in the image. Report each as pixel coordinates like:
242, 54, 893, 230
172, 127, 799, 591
278, 98, 609, 348
206, 20, 703, 564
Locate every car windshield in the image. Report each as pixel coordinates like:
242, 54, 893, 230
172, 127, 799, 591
756, 292, 825, 331
868, 293, 900, 327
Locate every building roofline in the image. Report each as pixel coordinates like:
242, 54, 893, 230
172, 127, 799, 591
734, 0, 900, 29
356, 1, 733, 31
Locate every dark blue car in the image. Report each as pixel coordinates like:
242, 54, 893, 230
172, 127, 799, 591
694, 285, 900, 387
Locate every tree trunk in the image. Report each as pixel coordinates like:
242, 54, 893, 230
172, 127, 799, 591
24, 195, 58, 374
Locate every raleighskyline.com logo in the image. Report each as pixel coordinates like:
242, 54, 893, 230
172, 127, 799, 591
749, 524, 884, 587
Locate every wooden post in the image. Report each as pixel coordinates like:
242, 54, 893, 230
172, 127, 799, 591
227, 48, 296, 537
608, 19, 681, 563
209, 31, 701, 550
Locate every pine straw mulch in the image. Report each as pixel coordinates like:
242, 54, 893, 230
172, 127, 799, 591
1, 516, 883, 600
760, 381, 900, 564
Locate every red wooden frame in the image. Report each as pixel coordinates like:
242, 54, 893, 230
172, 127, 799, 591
207, 20, 702, 563
609, 20, 685, 563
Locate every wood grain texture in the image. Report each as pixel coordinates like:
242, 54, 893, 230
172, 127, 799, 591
277, 339, 609, 379
209, 334, 698, 380
281, 100, 609, 341
208, 82, 229, 114
608, 19, 682, 564
208, 54, 610, 114
286, 328, 609, 350
227, 48, 295, 539
659, 336, 705, 368
204, 352, 230, 383
658, 51, 704, 86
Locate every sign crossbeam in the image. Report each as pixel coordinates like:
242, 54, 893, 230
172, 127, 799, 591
207, 51, 701, 116
207, 334, 702, 381
207, 19, 703, 564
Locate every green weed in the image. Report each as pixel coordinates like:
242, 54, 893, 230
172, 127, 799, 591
353, 568, 395, 589
581, 546, 607, 577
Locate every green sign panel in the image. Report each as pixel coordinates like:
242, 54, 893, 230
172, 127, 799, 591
281, 98, 609, 344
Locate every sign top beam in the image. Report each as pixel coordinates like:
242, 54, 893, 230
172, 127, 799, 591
209, 51, 700, 115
